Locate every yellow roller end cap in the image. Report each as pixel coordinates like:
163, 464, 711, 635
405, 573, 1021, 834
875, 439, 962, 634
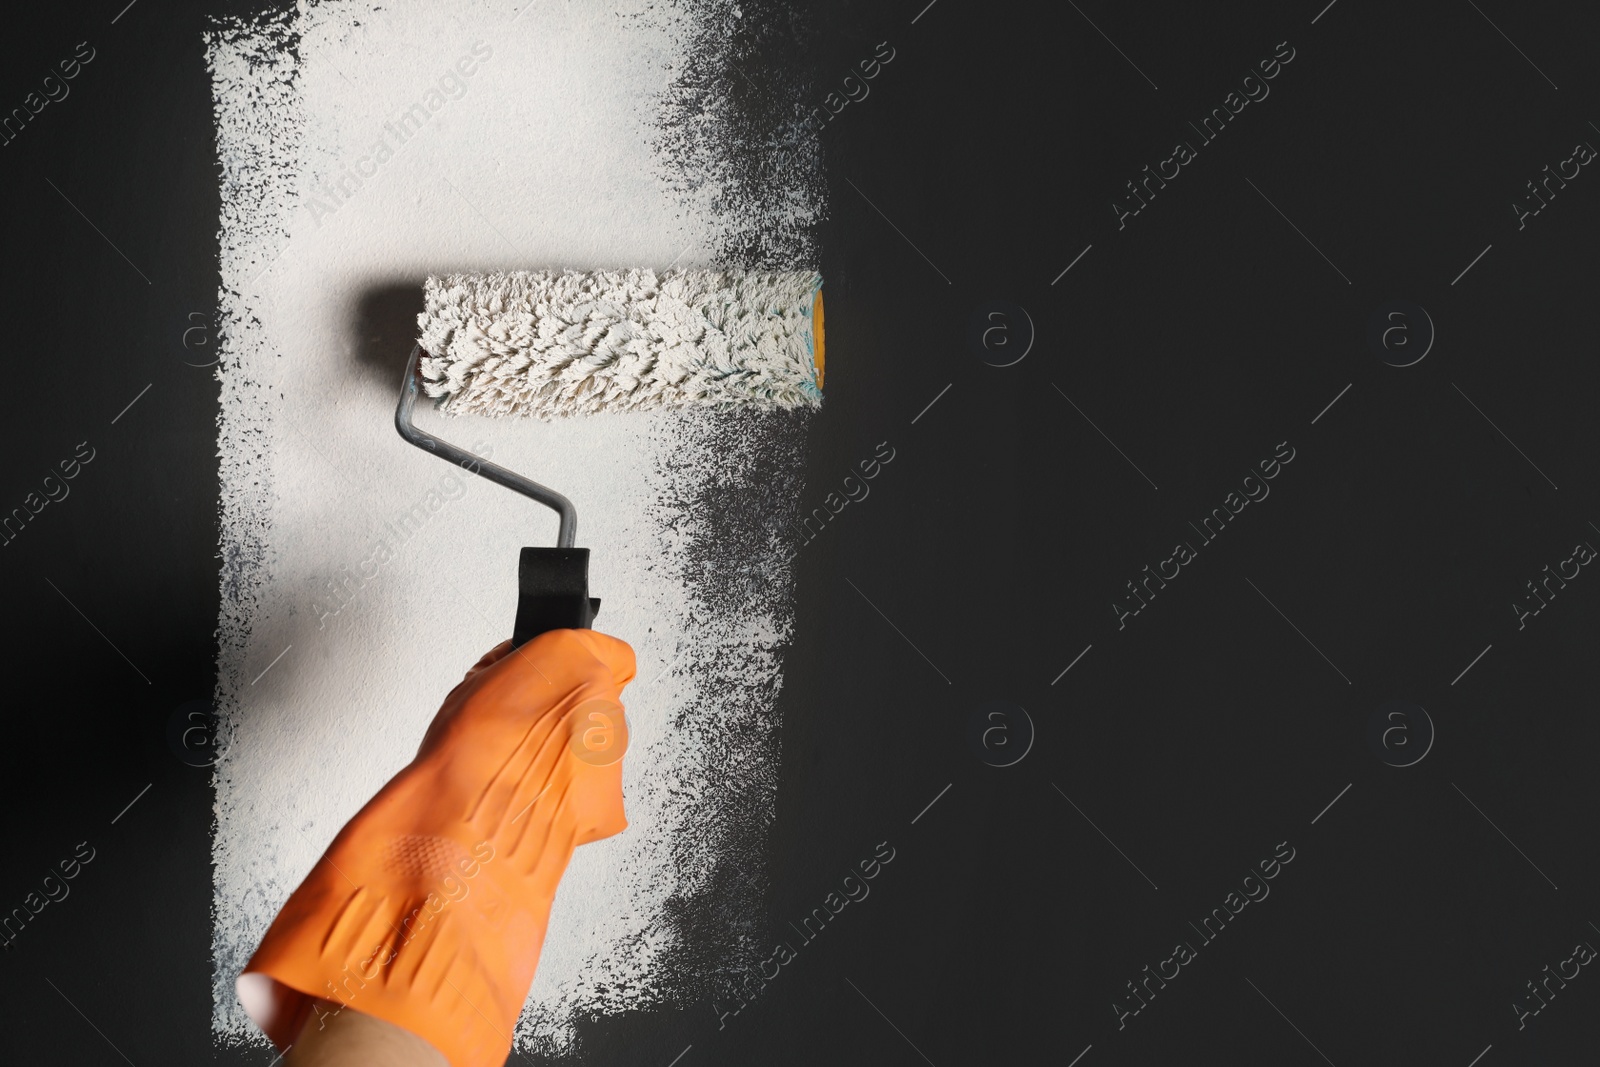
812, 288, 825, 390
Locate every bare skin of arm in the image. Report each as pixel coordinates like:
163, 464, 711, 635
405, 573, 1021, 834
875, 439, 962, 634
285, 1001, 449, 1067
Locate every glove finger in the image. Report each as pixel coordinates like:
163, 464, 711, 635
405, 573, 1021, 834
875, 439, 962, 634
467, 640, 516, 676
565, 630, 638, 687
471, 630, 636, 695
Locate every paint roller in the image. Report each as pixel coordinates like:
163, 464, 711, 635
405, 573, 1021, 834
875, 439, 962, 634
394, 267, 825, 646
237, 270, 825, 1065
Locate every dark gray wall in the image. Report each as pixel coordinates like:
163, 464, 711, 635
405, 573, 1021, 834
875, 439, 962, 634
3, 1, 1598, 1064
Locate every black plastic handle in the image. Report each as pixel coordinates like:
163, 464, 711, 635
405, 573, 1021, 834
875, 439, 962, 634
512, 547, 601, 648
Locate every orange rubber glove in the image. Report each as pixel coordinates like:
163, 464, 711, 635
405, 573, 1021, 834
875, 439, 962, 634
237, 628, 635, 1067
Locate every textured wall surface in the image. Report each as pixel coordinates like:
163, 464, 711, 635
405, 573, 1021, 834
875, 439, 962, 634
5, 1, 1600, 1065
206, 1, 820, 1055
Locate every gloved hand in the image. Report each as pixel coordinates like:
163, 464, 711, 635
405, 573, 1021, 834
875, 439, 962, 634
237, 628, 636, 1067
